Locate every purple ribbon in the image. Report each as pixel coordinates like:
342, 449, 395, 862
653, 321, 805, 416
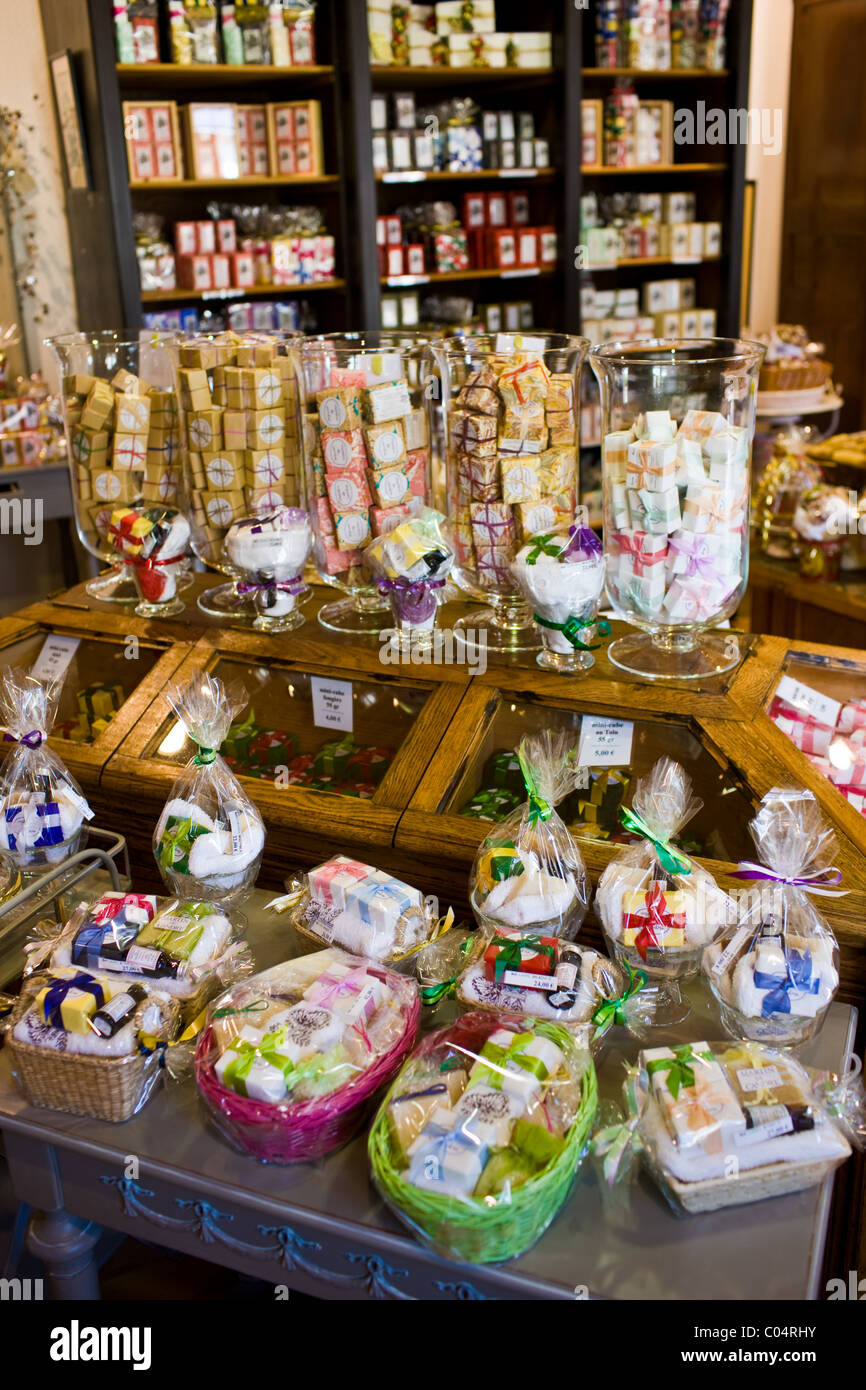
42, 971, 105, 1029
237, 577, 307, 597
731, 862, 848, 897
4, 730, 43, 748
668, 534, 723, 583
377, 577, 446, 599
563, 524, 602, 562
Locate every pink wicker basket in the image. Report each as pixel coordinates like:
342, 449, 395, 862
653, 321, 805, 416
195, 964, 420, 1164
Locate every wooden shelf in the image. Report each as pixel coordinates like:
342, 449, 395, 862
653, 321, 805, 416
380, 267, 556, 287
116, 63, 335, 85
141, 279, 346, 302
377, 167, 556, 184
129, 174, 340, 191
582, 163, 727, 175
371, 65, 555, 84
584, 254, 723, 270
582, 67, 729, 77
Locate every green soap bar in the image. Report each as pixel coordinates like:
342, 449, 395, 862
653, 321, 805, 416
474, 1149, 535, 1199
511, 1119, 565, 1170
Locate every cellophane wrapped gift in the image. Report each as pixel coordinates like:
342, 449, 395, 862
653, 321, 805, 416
596, 756, 732, 979
366, 507, 453, 636
195, 949, 420, 1162
280, 856, 454, 967
368, 1011, 597, 1263
0, 669, 94, 871
26, 888, 251, 1028
703, 789, 841, 1046
8, 964, 180, 1122
153, 674, 265, 902
470, 731, 589, 938
453, 927, 645, 1039
592, 1039, 864, 1216
511, 525, 607, 656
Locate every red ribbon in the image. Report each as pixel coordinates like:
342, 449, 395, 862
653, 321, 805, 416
615, 532, 666, 578
626, 882, 683, 963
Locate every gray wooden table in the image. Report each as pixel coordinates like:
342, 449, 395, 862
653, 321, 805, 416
0, 892, 856, 1301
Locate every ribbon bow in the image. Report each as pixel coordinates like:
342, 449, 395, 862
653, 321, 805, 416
615, 531, 666, 578
517, 744, 551, 825
619, 806, 693, 876
668, 534, 723, 583
193, 746, 217, 767
471, 1030, 548, 1091
377, 577, 446, 598
237, 577, 306, 597
535, 614, 611, 651
3, 730, 44, 748
221, 1030, 294, 1097
309, 967, 370, 1013
754, 947, 820, 1018
525, 534, 565, 566
157, 816, 194, 870
590, 1071, 645, 1188
563, 524, 603, 560
42, 972, 105, 1029
591, 960, 648, 1038
628, 881, 679, 963
646, 1043, 714, 1099
213, 999, 269, 1020
731, 862, 848, 897
489, 934, 556, 983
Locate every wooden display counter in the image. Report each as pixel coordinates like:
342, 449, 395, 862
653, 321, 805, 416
749, 552, 866, 648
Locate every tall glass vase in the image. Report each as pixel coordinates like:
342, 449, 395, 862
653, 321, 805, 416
167, 328, 306, 623
45, 331, 189, 604
298, 331, 436, 636
591, 338, 765, 680
433, 332, 590, 654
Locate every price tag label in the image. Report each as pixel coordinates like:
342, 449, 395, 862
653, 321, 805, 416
577, 716, 634, 768
738, 1065, 783, 1093
494, 333, 548, 356
311, 676, 353, 733
30, 633, 80, 684
501, 970, 555, 992
775, 673, 841, 729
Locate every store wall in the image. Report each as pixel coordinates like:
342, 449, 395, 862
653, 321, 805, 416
0, 0, 77, 383
744, 0, 794, 331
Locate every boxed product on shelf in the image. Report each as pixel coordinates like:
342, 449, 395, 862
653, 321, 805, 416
123, 101, 184, 182
236, 104, 271, 176
579, 190, 721, 264
377, 191, 553, 279
372, 96, 548, 175
594, 0, 729, 70
603, 84, 674, 167
381, 292, 421, 327
581, 99, 603, 166
183, 102, 241, 180
114, 0, 160, 62
267, 100, 325, 176
169, 0, 221, 64
367, 1, 552, 69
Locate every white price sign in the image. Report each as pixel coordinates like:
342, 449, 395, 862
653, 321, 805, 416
494, 333, 548, 356
577, 716, 634, 768
775, 673, 841, 729
30, 633, 80, 684
311, 676, 354, 733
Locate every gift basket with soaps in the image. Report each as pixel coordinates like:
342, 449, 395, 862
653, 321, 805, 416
369, 1011, 597, 1263
153, 673, 265, 903
470, 731, 589, 939
8, 965, 181, 1121
703, 789, 841, 1047
593, 1040, 864, 1215
195, 949, 420, 1162
0, 668, 94, 872
25, 889, 249, 1029
274, 855, 454, 967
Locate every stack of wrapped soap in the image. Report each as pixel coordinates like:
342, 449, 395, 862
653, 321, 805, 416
768, 691, 866, 815
301, 856, 436, 960
57, 681, 125, 744
604, 407, 749, 625
63, 367, 181, 551
561, 768, 631, 841
448, 351, 578, 589
176, 332, 303, 557
303, 358, 430, 581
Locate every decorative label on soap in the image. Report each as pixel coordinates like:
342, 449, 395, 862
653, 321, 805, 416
737, 1065, 783, 1092
775, 673, 841, 729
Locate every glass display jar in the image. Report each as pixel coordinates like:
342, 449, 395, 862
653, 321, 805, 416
590, 338, 765, 680
45, 331, 190, 604
432, 332, 590, 653
167, 329, 307, 622
298, 332, 436, 636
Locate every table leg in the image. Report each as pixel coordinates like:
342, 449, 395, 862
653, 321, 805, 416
26, 1208, 102, 1301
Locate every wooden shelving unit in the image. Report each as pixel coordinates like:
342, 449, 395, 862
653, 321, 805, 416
129, 175, 341, 191
380, 267, 555, 287
581, 163, 727, 175
376, 168, 557, 183
116, 62, 335, 85
141, 278, 346, 302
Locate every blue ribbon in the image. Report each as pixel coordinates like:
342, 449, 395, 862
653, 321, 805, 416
408, 1115, 487, 1187
42, 972, 105, 1029
32, 801, 63, 848
754, 948, 820, 1017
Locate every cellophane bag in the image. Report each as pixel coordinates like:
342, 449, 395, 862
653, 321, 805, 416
596, 756, 732, 979
153, 674, 265, 902
195, 948, 420, 1163
592, 1039, 864, 1217
470, 731, 589, 939
276, 855, 454, 967
0, 668, 93, 870
8, 964, 180, 1122
368, 1011, 597, 1264
703, 788, 841, 1046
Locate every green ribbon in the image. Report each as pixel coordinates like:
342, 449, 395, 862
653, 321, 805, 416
619, 805, 693, 876
194, 746, 217, 766
213, 999, 269, 1020
525, 533, 564, 566
591, 1071, 645, 1189
157, 817, 194, 872
535, 614, 612, 652
471, 1030, 549, 1091
419, 937, 474, 1008
517, 743, 551, 826
590, 960, 648, 1038
489, 934, 556, 983
221, 1028, 295, 1097
646, 1043, 715, 1100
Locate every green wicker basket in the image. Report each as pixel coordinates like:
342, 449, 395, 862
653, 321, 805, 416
368, 1012, 598, 1265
